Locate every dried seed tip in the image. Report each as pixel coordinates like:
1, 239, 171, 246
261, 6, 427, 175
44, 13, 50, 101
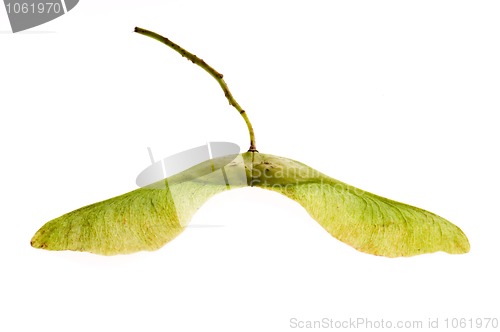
30, 236, 44, 249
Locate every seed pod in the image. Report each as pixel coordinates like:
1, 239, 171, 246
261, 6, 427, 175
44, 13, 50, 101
31, 153, 469, 257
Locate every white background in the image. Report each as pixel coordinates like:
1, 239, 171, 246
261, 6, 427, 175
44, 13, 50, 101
1, 1, 499, 331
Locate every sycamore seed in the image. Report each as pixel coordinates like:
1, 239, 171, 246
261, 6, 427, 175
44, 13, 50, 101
30, 28, 470, 257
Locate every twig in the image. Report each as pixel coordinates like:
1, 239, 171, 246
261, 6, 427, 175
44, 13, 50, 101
134, 27, 258, 152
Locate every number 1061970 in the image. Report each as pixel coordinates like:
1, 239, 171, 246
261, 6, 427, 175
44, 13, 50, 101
5, 2, 62, 14
444, 317, 498, 329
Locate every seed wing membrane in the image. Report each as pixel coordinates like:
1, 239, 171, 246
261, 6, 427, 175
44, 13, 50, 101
266, 174, 470, 257
31, 179, 229, 255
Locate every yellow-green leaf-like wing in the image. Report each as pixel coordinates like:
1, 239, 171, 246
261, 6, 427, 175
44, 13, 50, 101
249, 153, 470, 257
31, 156, 247, 255
31, 186, 182, 255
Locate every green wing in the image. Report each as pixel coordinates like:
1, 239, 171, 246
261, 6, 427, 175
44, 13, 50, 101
31, 156, 247, 255
31, 186, 183, 255
250, 153, 470, 257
